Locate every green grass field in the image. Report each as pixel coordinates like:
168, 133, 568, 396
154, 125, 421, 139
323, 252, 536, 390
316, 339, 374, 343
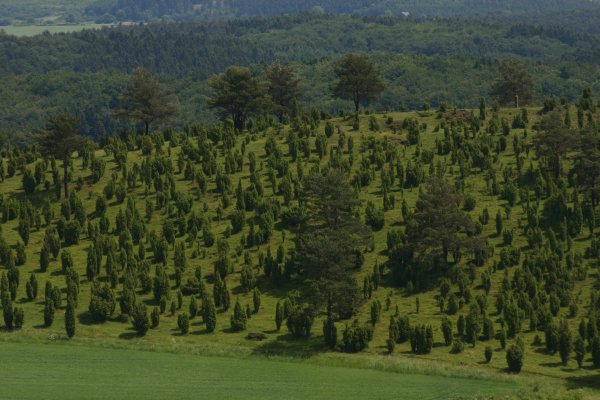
0, 24, 118, 37
1, 341, 515, 400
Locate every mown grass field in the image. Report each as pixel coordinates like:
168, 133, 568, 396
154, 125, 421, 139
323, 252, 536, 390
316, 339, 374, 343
0, 341, 515, 400
0, 107, 599, 399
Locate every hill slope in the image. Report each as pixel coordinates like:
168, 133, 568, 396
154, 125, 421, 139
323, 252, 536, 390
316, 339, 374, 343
1, 105, 599, 391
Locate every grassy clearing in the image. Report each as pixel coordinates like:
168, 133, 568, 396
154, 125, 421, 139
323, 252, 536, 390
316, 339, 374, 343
0, 24, 119, 37
0, 341, 515, 400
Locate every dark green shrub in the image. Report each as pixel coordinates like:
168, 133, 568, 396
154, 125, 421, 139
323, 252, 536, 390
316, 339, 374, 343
131, 303, 150, 336
410, 325, 433, 354
177, 312, 190, 334
386, 338, 395, 354
275, 301, 283, 331
342, 321, 373, 353
88, 283, 116, 322
485, 346, 493, 363
203, 297, 217, 333
442, 317, 453, 346
13, 307, 24, 329
151, 307, 160, 328
506, 344, 524, 373
65, 301, 76, 338
451, 339, 464, 354
323, 314, 337, 349
286, 309, 313, 338
230, 299, 247, 331
44, 298, 55, 327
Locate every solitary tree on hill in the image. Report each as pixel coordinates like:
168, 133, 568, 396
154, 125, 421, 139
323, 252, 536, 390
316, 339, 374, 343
332, 54, 384, 112
572, 128, 600, 206
407, 176, 482, 266
115, 68, 178, 135
295, 169, 370, 318
490, 58, 533, 106
265, 60, 301, 121
535, 110, 576, 178
208, 66, 270, 131
37, 113, 88, 199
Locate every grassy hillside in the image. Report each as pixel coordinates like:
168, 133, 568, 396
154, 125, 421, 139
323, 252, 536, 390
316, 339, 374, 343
0, 104, 599, 400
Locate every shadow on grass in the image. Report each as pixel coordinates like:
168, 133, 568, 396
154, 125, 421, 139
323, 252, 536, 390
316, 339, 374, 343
5, 187, 54, 208
191, 327, 211, 335
77, 311, 104, 326
141, 298, 158, 307
119, 329, 139, 340
250, 333, 322, 359
533, 347, 550, 355
539, 361, 564, 368
231, 286, 246, 296
565, 374, 600, 390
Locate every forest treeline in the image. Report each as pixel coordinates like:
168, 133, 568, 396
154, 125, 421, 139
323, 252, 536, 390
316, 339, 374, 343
0, 14, 598, 142
190, 0, 600, 19
2, 14, 599, 76
2, 0, 600, 30
79, 0, 600, 22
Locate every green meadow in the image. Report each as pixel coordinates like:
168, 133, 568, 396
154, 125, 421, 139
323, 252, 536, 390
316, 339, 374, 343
0, 341, 516, 400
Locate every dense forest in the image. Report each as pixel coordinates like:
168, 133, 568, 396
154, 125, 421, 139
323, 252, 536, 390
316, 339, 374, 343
189, 0, 600, 19
85, 0, 195, 21
0, 14, 599, 142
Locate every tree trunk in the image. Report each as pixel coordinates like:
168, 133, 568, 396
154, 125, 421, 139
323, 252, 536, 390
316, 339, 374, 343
555, 155, 561, 179
145, 121, 149, 136
233, 113, 245, 132
63, 158, 69, 199
354, 93, 360, 113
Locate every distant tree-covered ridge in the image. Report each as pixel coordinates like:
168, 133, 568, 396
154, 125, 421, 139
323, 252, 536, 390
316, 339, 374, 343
0, 14, 598, 141
2, 0, 600, 27
85, 0, 195, 21
81, 0, 600, 21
